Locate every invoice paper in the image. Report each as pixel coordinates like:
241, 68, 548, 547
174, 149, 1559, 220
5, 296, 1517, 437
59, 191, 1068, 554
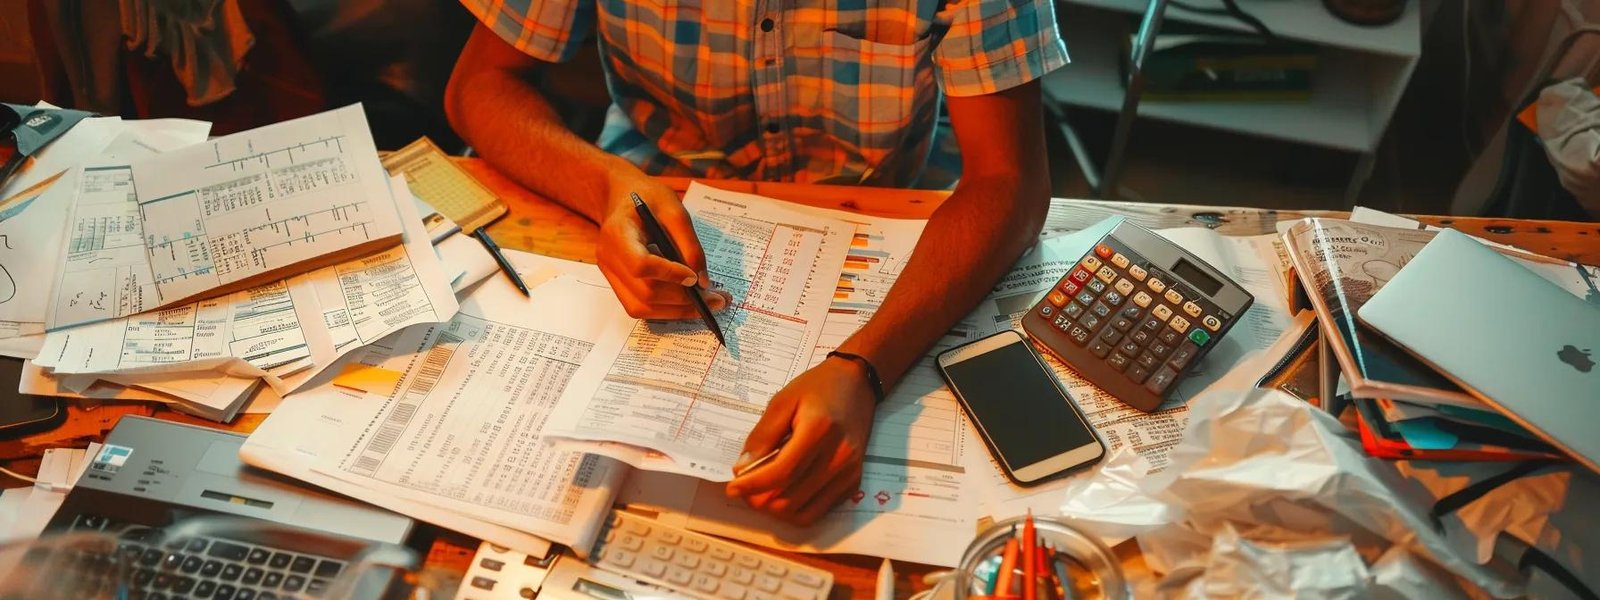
544, 182, 853, 481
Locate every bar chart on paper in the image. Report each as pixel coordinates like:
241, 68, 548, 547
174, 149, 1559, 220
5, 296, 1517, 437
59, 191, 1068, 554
130, 105, 403, 308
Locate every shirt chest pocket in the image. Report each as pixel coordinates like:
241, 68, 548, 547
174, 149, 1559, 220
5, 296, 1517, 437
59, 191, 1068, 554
803, 31, 935, 170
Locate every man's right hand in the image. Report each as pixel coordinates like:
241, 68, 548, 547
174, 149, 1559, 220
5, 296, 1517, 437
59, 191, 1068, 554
598, 172, 731, 319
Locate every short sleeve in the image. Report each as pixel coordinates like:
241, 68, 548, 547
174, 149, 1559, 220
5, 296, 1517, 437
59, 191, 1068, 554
932, 0, 1070, 98
458, 0, 596, 63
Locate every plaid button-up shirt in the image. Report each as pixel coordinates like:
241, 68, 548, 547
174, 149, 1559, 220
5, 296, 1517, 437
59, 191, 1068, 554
462, 0, 1068, 189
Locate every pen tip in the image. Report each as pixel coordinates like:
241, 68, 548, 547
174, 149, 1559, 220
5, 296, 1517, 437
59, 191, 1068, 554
629, 192, 645, 207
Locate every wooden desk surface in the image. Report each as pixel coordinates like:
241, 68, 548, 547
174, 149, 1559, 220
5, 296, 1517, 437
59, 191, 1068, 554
5, 158, 1597, 598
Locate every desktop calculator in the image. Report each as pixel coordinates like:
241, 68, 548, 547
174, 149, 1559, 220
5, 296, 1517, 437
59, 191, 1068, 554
1023, 221, 1254, 412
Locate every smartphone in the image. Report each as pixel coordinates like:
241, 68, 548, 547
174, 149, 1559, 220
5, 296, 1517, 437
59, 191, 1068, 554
937, 330, 1104, 485
0, 358, 64, 439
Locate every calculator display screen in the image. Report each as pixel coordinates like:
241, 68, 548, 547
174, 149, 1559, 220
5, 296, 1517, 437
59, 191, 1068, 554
1171, 258, 1223, 296
944, 342, 1096, 467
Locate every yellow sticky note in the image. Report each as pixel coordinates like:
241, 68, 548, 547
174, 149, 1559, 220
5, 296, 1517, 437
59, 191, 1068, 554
332, 364, 405, 396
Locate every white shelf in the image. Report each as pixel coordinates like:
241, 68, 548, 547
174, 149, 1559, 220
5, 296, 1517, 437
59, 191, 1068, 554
1067, 0, 1420, 58
1045, 2, 1418, 153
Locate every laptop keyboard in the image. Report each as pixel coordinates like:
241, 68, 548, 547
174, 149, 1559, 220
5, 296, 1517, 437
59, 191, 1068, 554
44, 513, 349, 599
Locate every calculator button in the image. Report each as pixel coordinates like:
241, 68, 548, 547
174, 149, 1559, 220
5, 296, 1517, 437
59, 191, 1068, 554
1060, 279, 1081, 296
1126, 364, 1152, 384
1102, 291, 1124, 306
1168, 342, 1199, 370
1100, 327, 1123, 344
1095, 266, 1116, 284
668, 568, 695, 586
1139, 316, 1163, 333
1114, 279, 1135, 297
1086, 279, 1107, 295
1169, 316, 1191, 334
1117, 340, 1141, 357
1095, 244, 1114, 258
1057, 319, 1072, 333
1110, 317, 1133, 332
1188, 329, 1211, 346
1135, 352, 1159, 370
1147, 278, 1167, 294
1038, 305, 1054, 319
1152, 305, 1173, 321
1149, 341, 1173, 359
1089, 340, 1113, 358
1182, 301, 1203, 317
1047, 290, 1068, 307
1131, 292, 1152, 308
1145, 367, 1179, 395
1128, 264, 1147, 281
1203, 315, 1223, 331
1075, 291, 1096, 306
1090, 302, 1112, 318
675, 554, 702, 569
1158, 329, 1180, 345
1078, 313, 1101, 331
1080, 256, 1102, 272
1110, 253, 1130, 269
1121, 305, 1143, 320
1164, 290, 1184, 306
1068, 326, 1091, 345
1063, 303, 1085, 319
1105, 352, 1130, 372
1130, 329, 1151, 346
1070, 269, 1091, 284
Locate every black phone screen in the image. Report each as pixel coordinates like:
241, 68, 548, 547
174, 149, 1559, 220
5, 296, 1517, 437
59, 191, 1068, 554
943, 341, 1096, 467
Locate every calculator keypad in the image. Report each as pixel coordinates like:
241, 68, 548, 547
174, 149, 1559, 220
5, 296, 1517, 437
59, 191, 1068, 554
1026, 232, 1245, 411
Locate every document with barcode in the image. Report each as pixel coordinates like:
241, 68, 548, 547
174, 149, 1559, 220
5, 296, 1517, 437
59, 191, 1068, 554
297, 253, 629, 550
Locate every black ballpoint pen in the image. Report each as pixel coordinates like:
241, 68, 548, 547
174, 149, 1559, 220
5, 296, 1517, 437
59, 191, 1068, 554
473, 226, 530, 296
630, 192, 727, 346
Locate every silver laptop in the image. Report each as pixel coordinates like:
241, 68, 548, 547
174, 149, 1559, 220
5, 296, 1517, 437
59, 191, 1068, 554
1358, 229, 1600, 474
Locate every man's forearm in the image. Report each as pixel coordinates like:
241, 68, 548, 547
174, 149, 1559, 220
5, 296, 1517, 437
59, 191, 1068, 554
444, 38, 638, 223
834, 174, 1050, 387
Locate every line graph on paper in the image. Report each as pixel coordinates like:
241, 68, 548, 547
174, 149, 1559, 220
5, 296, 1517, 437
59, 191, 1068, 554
131, 106, 402, 306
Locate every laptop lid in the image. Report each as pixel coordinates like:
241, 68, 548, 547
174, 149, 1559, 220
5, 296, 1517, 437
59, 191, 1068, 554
67, 415, 413, 545
1357, 229, 1600, 474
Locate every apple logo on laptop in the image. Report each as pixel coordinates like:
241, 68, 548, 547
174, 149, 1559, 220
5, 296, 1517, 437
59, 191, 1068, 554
1557, 345, 1594, 373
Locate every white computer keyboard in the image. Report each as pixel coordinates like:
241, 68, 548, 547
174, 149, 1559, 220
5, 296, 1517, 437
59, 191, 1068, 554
589, 511, 833, 600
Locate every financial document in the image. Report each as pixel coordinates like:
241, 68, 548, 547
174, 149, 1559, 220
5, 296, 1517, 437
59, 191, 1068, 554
545, 183, 853, 481
245, 251, 627, 554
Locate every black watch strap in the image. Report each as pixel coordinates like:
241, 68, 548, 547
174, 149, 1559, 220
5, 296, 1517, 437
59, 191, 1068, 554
827, 351, 886, 404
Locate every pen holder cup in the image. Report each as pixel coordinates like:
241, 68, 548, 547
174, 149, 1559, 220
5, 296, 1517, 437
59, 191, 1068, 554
948, 515, 1127, 600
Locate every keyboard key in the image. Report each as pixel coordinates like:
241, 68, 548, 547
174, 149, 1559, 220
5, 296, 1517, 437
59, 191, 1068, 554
710, 547, 735, 561
704, 560, 728, 577
1149, 341, 1173, 359
660, 531, 682, 545
1121, 305, 1143, 320
792, 571, 825, 588
1086, 279, 1107, 295
1088, 339, 1113, 358
1100, 327, 1123, 344
1080, 255, 1102, 272
1102, 291, 1124, 306
685, 538, 709, 553
756, 575, 782, 592
242, 567, 264, 585
471, 576, 496, 591
641, 559, 668, 578
1078, 313, 1100, 331
1145, 367, 1179, 395
290, 556, 316, 574
1074, 290, 1096, 306
283, 575, 306, 593
606, 549, 637, 569
1117, 339, 1141, 357
133, 568, 157, 587
735, 555, 760, 569
694, 574, 720, 593
163, 553, 186, 570
181, 555, 204, 573
1046, 290, 1068, 307
1164, 289, 1183, 306
1188, 328, 1211, 346
1139, 316, 1162, 332
315, 560, 343, 578
246, 549, 271, 565
1147, 278, 1166, 294
154, 573, 175, 589
667, 567, 694, 586
1127, 363, 1151, 384
1182, 301, 1202, 317
1202, 315, 1222, 331
1130, 329, 1151, 346
1159, 329, 1180, 345
1106, 352, 1130, 373
1169, 316, 1191, 334
1090, 302, 1112, 318
1168, 343, 1197, 370
1136, 352, 1159, 369
201, 560, 223, 577
721, 583, 749, 600
731, 566, 756, 584
236, 589, 257, 600
1069, 268, 1090, 284
260, 593, 278, 600
222, 563, 244, 581
196, 581, 217, 597
781, 581, 818, 600
651, 546, 675, 561
625, 520, 652, 537
1152, 304, 1173, 321
1113, 278, 1135, 297
187, 539, 209, 553
1128, 264, 1148, 281
1094, 244, 1113, 258
1063, 302, 1085, 319
617, 534, 644, 551
1059, 278, 1081, 296
675, 553, 702, 569
1037, 304, 1054, 319
215, 584, 237, 600
1067, 325, 1091, 345
268, 553, 291, 569
262, 571, 284, 588
208, 542, 249, 562
1110, 252, 1130, 269
173, 577, 196, 594
751, 593, 777, 600
1095, 266, 1116, 283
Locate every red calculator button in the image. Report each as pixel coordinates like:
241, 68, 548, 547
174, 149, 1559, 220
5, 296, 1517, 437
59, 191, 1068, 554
1094, 244, 1113, 258
1070, 268, 1091, 284
1047, 290, 1069, 307
1059, 280, 1081, 296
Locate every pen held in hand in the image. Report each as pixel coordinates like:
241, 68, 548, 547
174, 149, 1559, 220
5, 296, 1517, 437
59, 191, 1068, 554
630, 192, 727, 347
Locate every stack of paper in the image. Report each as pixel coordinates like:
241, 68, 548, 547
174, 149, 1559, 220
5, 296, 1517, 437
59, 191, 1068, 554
6, 105, 492, 421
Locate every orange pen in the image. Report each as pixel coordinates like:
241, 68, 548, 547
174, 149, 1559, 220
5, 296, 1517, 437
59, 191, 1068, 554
1022, 512, 1037, 600
994, 528, 1020, 595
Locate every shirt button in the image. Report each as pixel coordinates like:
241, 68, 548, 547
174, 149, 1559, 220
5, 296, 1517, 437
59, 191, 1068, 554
760, 18, 774, 32
764, 122, 780, 134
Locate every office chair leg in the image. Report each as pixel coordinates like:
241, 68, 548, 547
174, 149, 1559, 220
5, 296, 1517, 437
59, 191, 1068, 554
1100, 0, 1170, 200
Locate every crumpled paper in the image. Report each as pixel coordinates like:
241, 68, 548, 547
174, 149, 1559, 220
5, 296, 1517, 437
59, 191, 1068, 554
1058, 387, 1538, 598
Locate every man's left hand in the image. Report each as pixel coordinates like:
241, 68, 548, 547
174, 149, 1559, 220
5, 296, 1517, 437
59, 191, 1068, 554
725, 357, 877, 525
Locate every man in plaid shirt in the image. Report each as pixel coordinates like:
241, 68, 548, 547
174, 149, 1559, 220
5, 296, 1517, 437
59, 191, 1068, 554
447, 0, 1068, 523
